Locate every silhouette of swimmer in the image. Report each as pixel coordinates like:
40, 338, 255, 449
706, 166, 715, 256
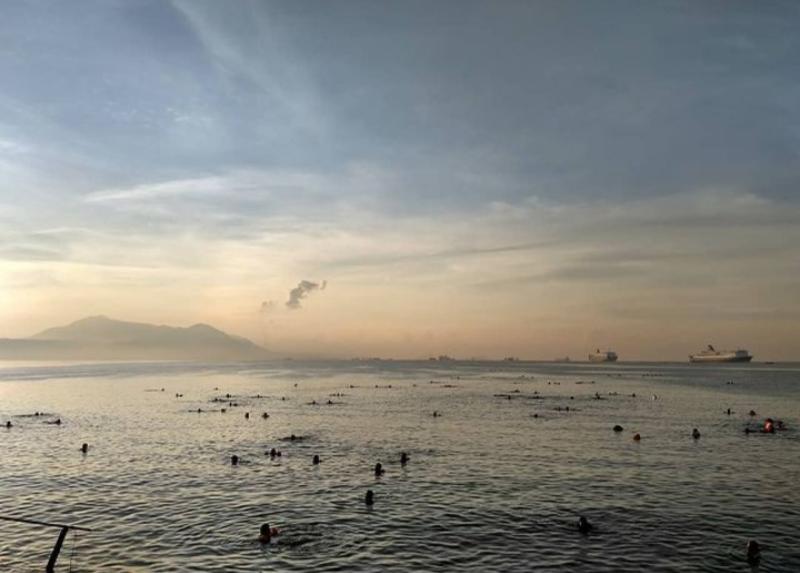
746, 540, 761, 564
749, 410, 757, 416
245, 412, 250, 420
763, 418, 775, 433
313, 454, 320, 465
692, 428, 701, 439
259, 523, 279, 543
633, 433, 641, 441
432, 411, 439, 417
267, 448, 282, 458
577, 516, 593, 534
726, 408, 731, 415
231, 455, 240, 466
5, 421, 11, 429
80, 443, 88, 453
613, 425, 624, 432
400, 452, 409, 465
365, 490, 375, 506
374, 463, 385, 476
744, 427, 752, 435
262, 412, 269, 419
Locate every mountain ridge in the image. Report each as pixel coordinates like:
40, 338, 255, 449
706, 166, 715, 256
1, 316, 272, 361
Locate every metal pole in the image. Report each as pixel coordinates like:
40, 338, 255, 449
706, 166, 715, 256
0, 516, 91, 532
45, 526, 69, 573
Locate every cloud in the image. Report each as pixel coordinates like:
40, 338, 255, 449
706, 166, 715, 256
286, 280, 326, 309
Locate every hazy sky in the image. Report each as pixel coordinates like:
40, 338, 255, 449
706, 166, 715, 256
1, 1, 799, 360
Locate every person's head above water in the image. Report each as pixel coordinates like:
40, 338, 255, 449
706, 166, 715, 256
313, 454, 320, 465
365, 490, 375, 506
577, 516, 592, 533
400, 452, 409, 464
80, 443, 88, 453
692, 428, 701, 439
374, 462, 384, 476
259, 522, 278, 543
231, 455, 240, 466
746, 540, 760, 564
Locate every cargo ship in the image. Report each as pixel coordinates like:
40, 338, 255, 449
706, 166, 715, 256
689, 345, 752, 363
588, 349, 618, 362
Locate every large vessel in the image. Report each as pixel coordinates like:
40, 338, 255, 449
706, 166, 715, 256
588, 349, 618, 362
689, 345, 752, 363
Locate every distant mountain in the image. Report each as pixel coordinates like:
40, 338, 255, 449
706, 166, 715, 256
0, 316, 272, 361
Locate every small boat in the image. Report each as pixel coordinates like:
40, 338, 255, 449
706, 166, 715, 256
689, 345, 752, 363
588, 349, 618, 363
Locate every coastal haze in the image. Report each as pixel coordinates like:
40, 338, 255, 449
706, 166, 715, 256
1, 1, 800, 361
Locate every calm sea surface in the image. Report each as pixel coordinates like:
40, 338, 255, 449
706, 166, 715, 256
0, 360, 798, 572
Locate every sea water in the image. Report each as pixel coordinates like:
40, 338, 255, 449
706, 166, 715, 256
0, 360, 798, 572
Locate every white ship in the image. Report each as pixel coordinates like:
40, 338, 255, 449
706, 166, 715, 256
689, 345, 752, 363
588, 349, 618, 363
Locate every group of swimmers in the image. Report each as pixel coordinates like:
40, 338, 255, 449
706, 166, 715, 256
256, 452, 408, 544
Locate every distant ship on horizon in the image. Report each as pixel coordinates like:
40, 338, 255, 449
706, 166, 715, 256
588, 349, 618, 363
689, 345, 752, 363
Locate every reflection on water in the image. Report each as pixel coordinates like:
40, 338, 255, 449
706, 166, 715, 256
1, 360, 799, 572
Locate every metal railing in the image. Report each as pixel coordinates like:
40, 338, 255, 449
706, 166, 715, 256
0, 516, 91, 572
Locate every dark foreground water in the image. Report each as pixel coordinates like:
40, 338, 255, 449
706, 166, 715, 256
0, 360, 798, 572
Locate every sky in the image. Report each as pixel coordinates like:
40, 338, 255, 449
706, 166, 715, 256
1, 0, 799, 360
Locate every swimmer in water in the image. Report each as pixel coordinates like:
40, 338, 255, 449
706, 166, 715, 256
231, 455, 240, 466
259, 523, 279, 543
763, 418, 775, 433
577, 516, 592, 533
692, 428, 701, 439
432, 411, 439, 417
633, 433, 641, 442
746, 540, 760, 564
5, 421, 12, 429
400, 452, 409, 465
268, 448, 277, 458
313, 454, 320, 465
374, 462, 385, 476
80, 443, 88, 453
245, 412, 250, 419
365, 490, 375, 506
262, 412, 269, 419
